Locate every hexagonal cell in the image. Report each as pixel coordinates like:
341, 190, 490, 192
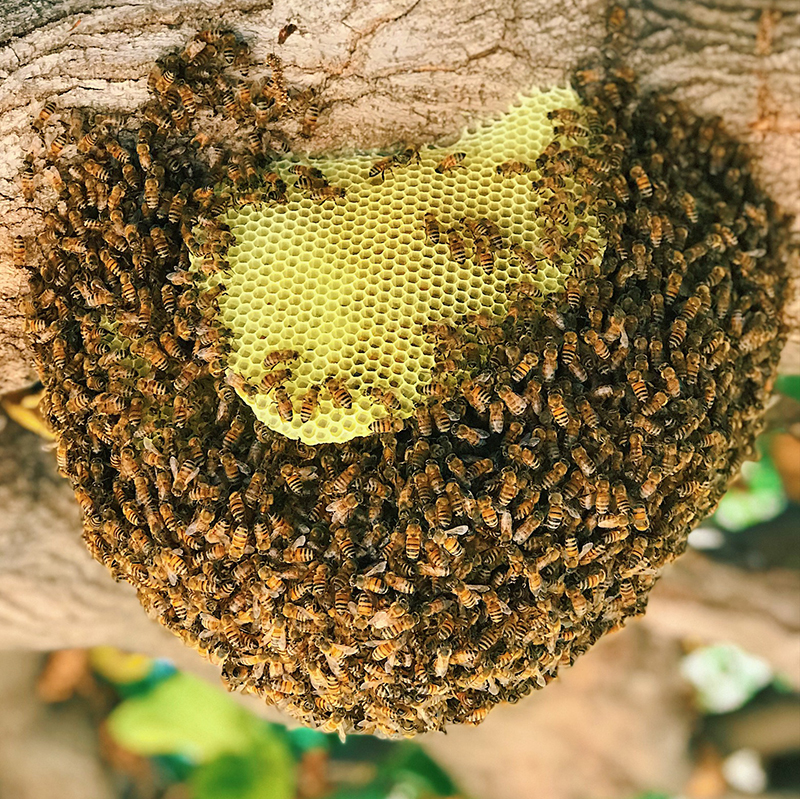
203, 86, 604, 444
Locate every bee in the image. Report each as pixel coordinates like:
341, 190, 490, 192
274, 386, 294, 421
310, 186, 346, 201
474, 236, 495, 274
629, 165, 652, 197
512, 244, 540, 273
496, 160, 532, 176
541, 345, 559, 383
369, 156, 395, 181
639, 468, 662, 499
434, 152, 466, 173
293, 100, 321, 135
45, 126, 68, 160
660, 365, 681, 398
570, 445, 596, 477
427, 401, 450, 433
454, 424, 489, 446
300, 385, 321, 422
547, 392, 570, 427
583, 329, 610, 360
562, 532, 579, 568
227, 525, 249, 560
641, 391, 668, 416
446, 229, 466, 265
632, 504, 650, 531
627, 370, 649, 403
508, 352, 536, 383
497, 467, 519, 506
325, 377, 353, 409
19, 157, 37, 202
260, 368, 291, 392
488, 400, 505, 434
12, 236, 26, 269
545, 492, 564, 530
33, 99, 58, 132
541, 461, 568, 490
497, 384, 528, 416
370, 417, 403, 434
422, 212, 441, 245
669, 319, 687, 348
367, 385, 401, 411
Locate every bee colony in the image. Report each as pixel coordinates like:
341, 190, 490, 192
18, 21, 787, 738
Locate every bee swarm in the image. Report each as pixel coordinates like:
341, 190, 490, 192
19, 28, 787, 737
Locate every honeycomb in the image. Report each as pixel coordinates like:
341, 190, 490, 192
212, 88, 603, 444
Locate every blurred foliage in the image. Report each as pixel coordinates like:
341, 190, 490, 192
680, 644, 774, 714
775, 374, 800, 403
712, 453, 788, 532
97, 648, 464, 799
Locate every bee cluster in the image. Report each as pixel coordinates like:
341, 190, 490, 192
18, 25, 787, 738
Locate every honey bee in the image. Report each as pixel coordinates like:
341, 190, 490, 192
639, 468, 662, 499
367, 385, 401, 411
497, 384, 528, 416
570, 445, 596, 477
300, 104, 320, 137
583, 329, 610, 360
487, 400, 505, 434
632, 504, 650, 531
274, 386, 294, 421
512, 244, 540, 273
491, 467, 517, 506
310, 186, 346, 201
541, 461, 568, 490
641, 391, 668, 416
420, 212, 442, 245
474, 236, 495, 273
369, 156, 395, 181
299, 385, 321, 422
626, 370, 649, 403
47, 128, 68, 160
496, 160, 532, 176
542, 344, 559, 382
669, 319, 687, 348
545, 492, 565, 530
547, 392, 570, 427
446, 229, 466, 265
12, 236, 26, 269
629, 165, 652, 197
227, 525, 249, 560
434, 152, 466, 173
260, 368, 291, 392
509, 352, 536, 383
325, 377, 353, 409
454, 424, 489, 446
370, 417, 404, 434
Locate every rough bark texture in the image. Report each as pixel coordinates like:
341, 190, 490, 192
0, 0, 799, 394
0, 2, 799, 795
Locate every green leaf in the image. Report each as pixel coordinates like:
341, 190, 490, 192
776, 374, 800, 402
107, 672, 259, 762
389, 744, 460, 795
190, 733, 295, 799
713, 457, 787, 532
